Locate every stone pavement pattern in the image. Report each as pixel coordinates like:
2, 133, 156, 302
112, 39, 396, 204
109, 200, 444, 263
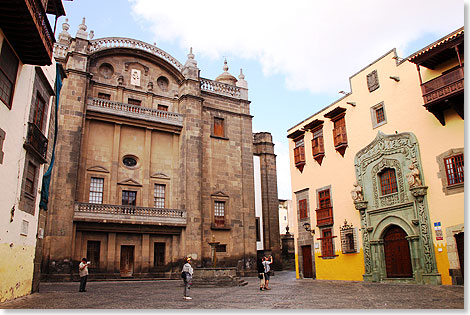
1, 271, 464, 309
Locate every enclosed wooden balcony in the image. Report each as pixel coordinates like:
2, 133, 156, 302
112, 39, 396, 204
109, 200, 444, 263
24, 122, 48, 163
74, 202, 187, 226
0, 0, 65, 65
315, 206, 333, 227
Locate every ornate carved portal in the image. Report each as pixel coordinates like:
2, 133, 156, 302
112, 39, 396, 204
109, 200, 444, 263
353, 131, 441, 284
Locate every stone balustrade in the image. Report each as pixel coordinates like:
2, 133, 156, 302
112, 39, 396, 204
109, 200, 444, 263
200, 78, 241, 98
74, 202, 187, 226
89, 37, 183, 71
87, 97, 183, 127
53, 43, 69, 59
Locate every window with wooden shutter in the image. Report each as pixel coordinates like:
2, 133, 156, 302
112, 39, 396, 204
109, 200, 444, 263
213, 117, 225, 138
294, 137, 306, 172
311, 127, 325, 165
319, 228, 336, 258
299, 199, 308, 219
316, 189, 333, 226
0, 40, 19, 109
87, 241, 100, 269
33, 93, 46, 132
444, 154, 464, 186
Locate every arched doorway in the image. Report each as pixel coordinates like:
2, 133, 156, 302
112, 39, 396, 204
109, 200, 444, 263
383, 225, 413, 278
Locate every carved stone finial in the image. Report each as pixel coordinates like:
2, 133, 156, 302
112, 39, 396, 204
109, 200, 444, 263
183, 47, 197, 69
223, 58, 229, 72
58, 18, 71, 45
76, 17, 89, 39
89, 30, 94, 40
238, 68, 245, 80
63, 18, 70, 31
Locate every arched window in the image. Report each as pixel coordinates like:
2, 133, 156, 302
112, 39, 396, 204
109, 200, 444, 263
379, 168, 398, 195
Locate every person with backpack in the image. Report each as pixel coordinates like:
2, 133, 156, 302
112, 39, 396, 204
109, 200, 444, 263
262, 255, 273, 290
181, 257, 194, 300
257, 256, 266, 290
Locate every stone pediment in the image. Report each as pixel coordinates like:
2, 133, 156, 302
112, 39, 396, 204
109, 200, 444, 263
118, 178, 142, 187
211, 191, 229, 198
150, 172, 170, 180
87, 166, 110, 173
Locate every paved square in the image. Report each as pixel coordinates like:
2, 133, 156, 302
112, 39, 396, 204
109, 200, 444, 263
1, 271, 464, 309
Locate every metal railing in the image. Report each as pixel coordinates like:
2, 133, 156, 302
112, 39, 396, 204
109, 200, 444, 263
25, 122, 48, 162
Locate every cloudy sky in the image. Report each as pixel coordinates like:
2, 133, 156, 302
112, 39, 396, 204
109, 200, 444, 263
56, 0, 464, 199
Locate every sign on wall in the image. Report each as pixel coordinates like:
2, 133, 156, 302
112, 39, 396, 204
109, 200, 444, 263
434, 222, 443, 241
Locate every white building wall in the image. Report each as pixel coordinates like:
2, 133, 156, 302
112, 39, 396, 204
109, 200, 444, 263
253, 155, 264, 250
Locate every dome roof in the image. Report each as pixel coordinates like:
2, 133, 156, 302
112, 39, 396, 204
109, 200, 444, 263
215, 59, 237, 85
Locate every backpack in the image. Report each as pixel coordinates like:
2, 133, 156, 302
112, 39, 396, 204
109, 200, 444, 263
181, 271, 186, 279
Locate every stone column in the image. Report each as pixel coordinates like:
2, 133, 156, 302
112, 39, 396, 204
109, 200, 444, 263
406, 235, 421, 282
354, 201, 372, 281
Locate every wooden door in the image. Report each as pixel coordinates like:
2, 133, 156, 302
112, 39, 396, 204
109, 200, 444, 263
383, 226, 412, 278
455, 232, 464, 282
120, 245, 134, 277
302, 245, 313, 278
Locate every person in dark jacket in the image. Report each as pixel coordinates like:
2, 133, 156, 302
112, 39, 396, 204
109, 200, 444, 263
257, 257, 265, 290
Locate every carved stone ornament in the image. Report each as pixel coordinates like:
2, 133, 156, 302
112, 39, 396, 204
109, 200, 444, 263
406, 162, 422, 188
354, 200, 368, 210
367, 70, 380, 92
351, 182, 364, 202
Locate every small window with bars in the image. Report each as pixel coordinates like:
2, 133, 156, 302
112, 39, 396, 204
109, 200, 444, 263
89, 177, 104, 204
213, 117, 225, 138
444, 154, 464, 186
340, 221, 357, 254
379, 168, 398, 195
299, 199, 308, 219
214, 201, 225, 227
371, 102, 387, 128
154, 184, 165, 208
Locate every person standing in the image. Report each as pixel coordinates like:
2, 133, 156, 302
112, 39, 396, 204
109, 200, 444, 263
78, 257, 89, 292
262, 255, 273, 290
181, 257, 194, 300
257, 257, 265, 290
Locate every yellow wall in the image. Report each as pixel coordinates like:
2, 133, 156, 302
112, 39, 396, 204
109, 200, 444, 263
0, 244, 35, 302
315, 249, 364, 281
435, 243, 452, 285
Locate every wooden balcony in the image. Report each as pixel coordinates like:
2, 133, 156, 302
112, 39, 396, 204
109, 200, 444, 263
312, 140, 325, 165
24, 122, 48, 163
332, 126, 348, 156
315, 207, 333, 227
293, 146, 306, 172
0, 0, 62, 65
421, 67, 464, 125
86, 98, 183, 128
74, 202, 187, 226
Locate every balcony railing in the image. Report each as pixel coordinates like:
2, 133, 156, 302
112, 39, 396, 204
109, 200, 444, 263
24, 122, 48, 163
200, 78, 241, 99
315, 207, 333, 227
74, 202, 187, 226
421, 67, 464, 106
87, 98, 183, 127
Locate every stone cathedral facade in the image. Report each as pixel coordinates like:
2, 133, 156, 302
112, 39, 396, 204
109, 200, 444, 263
42, 19, 280, 279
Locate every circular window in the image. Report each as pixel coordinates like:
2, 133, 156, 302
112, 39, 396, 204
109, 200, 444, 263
122, 156, 138, 168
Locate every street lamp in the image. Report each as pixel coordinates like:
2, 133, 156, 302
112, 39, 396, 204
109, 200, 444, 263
303, 222, 315, 235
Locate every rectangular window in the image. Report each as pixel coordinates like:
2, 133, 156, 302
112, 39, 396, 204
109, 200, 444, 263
294, 137, 305, 166
86, 240, 100, 269
157, 104, 168, 111
340, 228, 357, 253
318, 189, 331, 209
89, 177, 104, 204
320, 228, 335, 258
380, 169, 398, 195
122, 190, 137, 206
255, 217, 261, 241
154, 184, 165, 208
21, 220, 29, 236
0, 40, 19, 109
375, 107, 385, 123
33, 93, 46, 131
444, 154, 464, 185
299, 199, 308, 219
213, 117, 225, 137
333, 116, 348, 147
154, 242, 165, 267
311, 128, 324, 156
128, 98, 141, 106
214, 201, 225, 227
216, 244, 227, 252
25, 162, 37, 196
98, 92, 111, 100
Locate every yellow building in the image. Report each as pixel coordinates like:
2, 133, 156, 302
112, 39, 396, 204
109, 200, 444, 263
287, 27, 463, 285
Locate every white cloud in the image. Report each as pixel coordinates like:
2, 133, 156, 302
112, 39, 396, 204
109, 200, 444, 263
129, 0, 463, 94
